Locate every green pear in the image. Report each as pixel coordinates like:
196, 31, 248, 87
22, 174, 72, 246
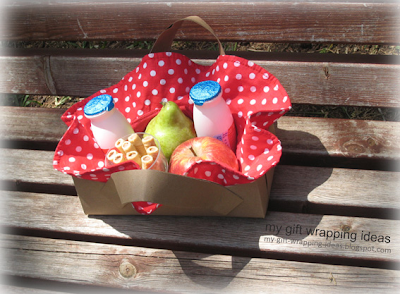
145, 101, 196, 160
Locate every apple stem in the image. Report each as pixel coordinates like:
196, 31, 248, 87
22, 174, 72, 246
189, 146, 196, 157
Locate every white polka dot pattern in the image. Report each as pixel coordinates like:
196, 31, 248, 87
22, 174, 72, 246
54, 52, 291, 212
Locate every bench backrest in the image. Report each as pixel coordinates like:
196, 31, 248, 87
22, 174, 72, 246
1, 0, 399, 109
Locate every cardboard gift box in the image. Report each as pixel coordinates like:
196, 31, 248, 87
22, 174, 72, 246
73, 167, 274, 218
73, 123, 277, 218
54, 16, 291, 218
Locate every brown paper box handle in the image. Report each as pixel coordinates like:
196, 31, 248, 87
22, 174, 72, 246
151, 15, 225, 55
110, 169, 242, 215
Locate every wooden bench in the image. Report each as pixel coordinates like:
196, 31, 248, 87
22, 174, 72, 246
1, 1, 400, 292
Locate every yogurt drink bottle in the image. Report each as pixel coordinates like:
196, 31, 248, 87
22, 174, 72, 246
190, 81, 236, 151
84, 94, 134, 150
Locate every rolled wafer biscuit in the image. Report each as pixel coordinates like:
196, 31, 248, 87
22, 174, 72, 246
122, 140, 137, 153
142, 135, 156, 149
112, 153, 126, 164
126, 150, 141, 166
106, 149, 119, 161
146, 146, 159, 159
141, 155, 154, 169
115, 138, 126, 153
128, 133, 147, 156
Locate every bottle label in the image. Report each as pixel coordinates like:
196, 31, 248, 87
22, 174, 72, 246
213, 122, 237, 151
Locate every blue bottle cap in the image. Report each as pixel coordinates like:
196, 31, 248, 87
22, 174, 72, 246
190, 81, 221, 106
84, 94, 114, 116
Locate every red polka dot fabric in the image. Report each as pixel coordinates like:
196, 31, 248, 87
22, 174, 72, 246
53, 52, 291, 214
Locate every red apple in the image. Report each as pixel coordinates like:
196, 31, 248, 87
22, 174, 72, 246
169, 136, 239, 175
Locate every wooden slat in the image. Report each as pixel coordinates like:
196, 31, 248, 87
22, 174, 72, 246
2, 235, 399, 293
2, 50, 400, 107
0, 148, 75, 195
2, 192, 399, 268
278, 116, 400, 170
1, 285, 70, 294
0, 149, 73, 187
1, 107, 399, 170
0, 107, 67, 150
1, 1, 399, 44
2, 2, 399, 291
270, 165, 400, 219
2, 147, 400, 218
0, 54, 51, 95
2, 148, 399, 219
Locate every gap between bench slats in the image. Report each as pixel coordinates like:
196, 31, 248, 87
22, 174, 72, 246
1, 148, 399, 219
2, 235, 399, 293
2, 51, 400, 108
2, 192, 398, 269
2, 1, 399, 44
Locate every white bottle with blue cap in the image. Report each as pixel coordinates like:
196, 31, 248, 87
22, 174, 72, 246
190, 81, 236, 151
84, 94, 134, 150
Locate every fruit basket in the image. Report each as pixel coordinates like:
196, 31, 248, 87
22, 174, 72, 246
53, 16, 291, 217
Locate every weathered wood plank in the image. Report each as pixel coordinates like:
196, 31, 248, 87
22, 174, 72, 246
2, 235, 399, 293
2, 191, 398, 268
2, 50, 400, 107
1, 147, 399, 218
0, 148, 75, 195
0, 285, 70, 294
1, 106, 399, 169
2, 1, 399, 44
278, 116, 400, 170
2, 1, 399, 291
0, 107, 67, 150
270, 165, 400, 219
0, 54, 51, 95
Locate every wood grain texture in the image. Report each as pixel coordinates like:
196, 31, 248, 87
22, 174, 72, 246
0, 106, 67, 149
0, 149, 72, 186
2, 1, 399, 44
277, 117, 400, 171
1, 106, 399, 169
2, 191, 399, 268
0, 148, 75, 195
2, 50, 400, 107
270, 165, 400, 219
1, 147, 399, 218
2, 235, 399, 293
0, 285, 69, 294
2, 1, 400, 291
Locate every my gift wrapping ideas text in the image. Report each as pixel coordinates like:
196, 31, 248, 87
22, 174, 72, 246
265, 223, 391, 243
